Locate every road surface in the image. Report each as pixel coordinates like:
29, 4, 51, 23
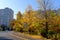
0, 31, 43, 40
0, 31, 25, 40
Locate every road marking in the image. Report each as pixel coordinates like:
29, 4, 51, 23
9, 34, 30, 40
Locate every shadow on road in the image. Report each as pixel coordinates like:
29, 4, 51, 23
0, 37, 13, 40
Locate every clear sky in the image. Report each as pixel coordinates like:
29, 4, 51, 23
0, 0, 60, 19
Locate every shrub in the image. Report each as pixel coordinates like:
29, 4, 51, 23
40, 29, 47, 38
0, 25, 7, 31
0, 26, 2, 31
48, 30, 55, 38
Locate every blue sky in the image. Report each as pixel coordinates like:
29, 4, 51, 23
0, 0, 60, 19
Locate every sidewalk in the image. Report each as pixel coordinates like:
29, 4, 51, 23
11, 31, 44, 40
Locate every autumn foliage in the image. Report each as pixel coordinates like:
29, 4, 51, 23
10, 5, 60, 39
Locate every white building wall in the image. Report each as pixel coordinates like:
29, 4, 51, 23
0, 8, 14, 27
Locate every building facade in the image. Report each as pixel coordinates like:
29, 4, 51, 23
0, 8, 14, 27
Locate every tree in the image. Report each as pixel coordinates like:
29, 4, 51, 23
10, 19, 16, 30
23, 5, 41, 34
16, 11, 22, 21
37, 0, 52, 38
16, 11, 23, 27
16, 11, 23, 32
23, 5, 33, 32
10, 11, 23, 32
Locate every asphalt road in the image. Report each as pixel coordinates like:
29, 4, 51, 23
0, 31, 43, 40
0, 31, 23, 40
